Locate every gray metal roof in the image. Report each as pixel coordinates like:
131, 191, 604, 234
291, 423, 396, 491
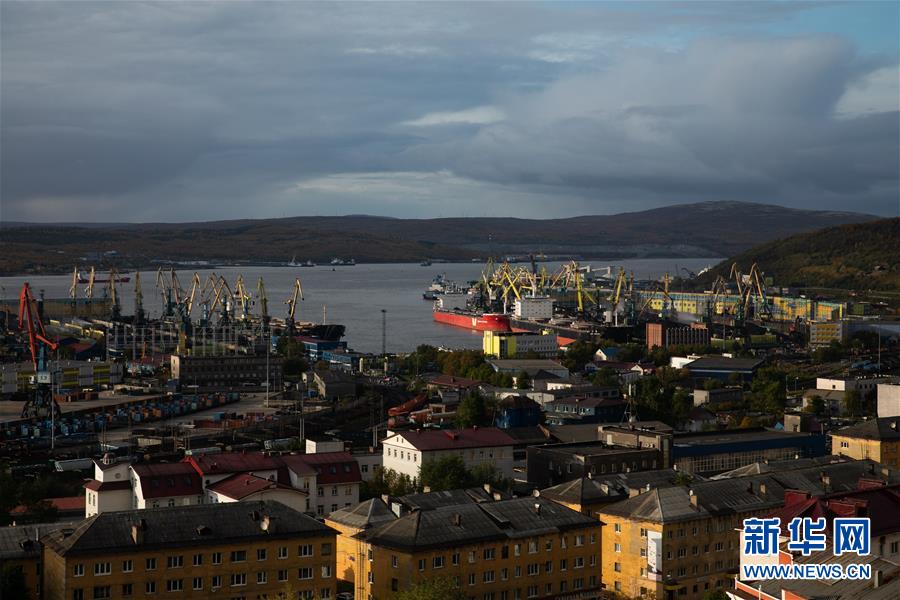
599, 459, 898, 524
833, 417, 900, 441
42, 501, 333, 557
361, 497, 597, 552
0, 523, 68, 560
326, 498, 396, 530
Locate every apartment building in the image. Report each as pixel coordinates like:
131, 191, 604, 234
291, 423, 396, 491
734, 481, 900, 600
596, 459, 900, 600
86, 450, 362, 518
382, 427, 517, 480
41, 501, 336, 600
330, 496, 602, 600
832, 417, 900, 468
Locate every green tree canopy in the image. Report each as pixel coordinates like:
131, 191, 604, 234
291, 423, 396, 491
394, 577, 467, 600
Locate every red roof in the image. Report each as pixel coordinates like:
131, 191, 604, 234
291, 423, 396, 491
10, 496, 85, 515
426, 374, 482, 389
275, 452, 362, 485
767, 482, 900, 537
206, 473, 303, 501
84, 480, 131, 492
184, 452, 279, 476
133, 462, 202, 499
391, 427, 516, 451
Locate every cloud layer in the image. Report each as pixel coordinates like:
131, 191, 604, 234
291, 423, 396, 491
1, 1, 897, 221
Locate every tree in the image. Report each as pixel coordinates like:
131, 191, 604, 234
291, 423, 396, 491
560, 341, 600, 372
702, 591, 728, 600
419, 455, 470, 492
808, 395, 826, 417
515, 370, 531, 390
361, 467, 416, 499
394, 577, 466, 600
844, 390, 863, 417
591, 366, 619, 388
456, 392, 490, 428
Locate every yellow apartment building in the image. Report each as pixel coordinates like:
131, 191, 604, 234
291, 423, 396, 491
330, 496, 602, 600
40, 500, 336, 600
596, 459, 900, 600
0, 523, 59, 600
832, 417, 900, 468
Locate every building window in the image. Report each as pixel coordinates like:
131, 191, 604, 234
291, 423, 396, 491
484, 570, 495, 583
278, 546, 288, 559
452, 553, 460, 566
230, 550, 247, 562
501, 568, 508, 581
614, 543, 621, 553
94, 562, 111, 576
322, 565, 332, 578
166, 555, 183, 569
193, 554, 202, 567
211, 575, 221, 589
121, 583, 133, 597
560, 558, 567, 571
322, 542, 333, 556
74, 564, 85, 577
73, 590, 84, 600
614, 562, 621, 573
468, 574, 476, 586
192, 577, 202, 590
230, 573, 246, 587
468, 551, 476, 564
527, 563, 539, 576
145, 582, 156, 594
212, 552, 222, 565
257, 572, 267, 584
418, 558, 426, 571
614, 523, 622, 533
145, 558, 157, 571
278, 569, 288, 582
433, 556, 444, 569
257, 548, 267, 561
298, 544, 314, 557
165, 580, 183, 592
92, 586, 110, 599
122, 560, 133, 573
484, 548, 496, 560
298, 567, 313, 580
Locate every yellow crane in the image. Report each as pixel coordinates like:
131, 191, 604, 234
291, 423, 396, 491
284, 278, 304, 330
257, 277, 269, 324
184, 272, 202, 317
84, 267, 96, 301
69, 267, 79, 302
234, 274, 253, 320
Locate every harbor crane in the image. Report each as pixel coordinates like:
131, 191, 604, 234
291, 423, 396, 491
257, 277, 269, 326
84, 267, 96, 301
134, 271, 145, 325
107, 267, 121, 320
284, 278, 304, 333
18, 283, 60, 420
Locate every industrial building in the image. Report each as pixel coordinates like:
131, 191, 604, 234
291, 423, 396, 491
832, 417, 900, 468
646, 321, 710, 350
170, 353, 282, 390
482, 330, 558, 359
2, 360, 123, 395
527, 441, 664, 488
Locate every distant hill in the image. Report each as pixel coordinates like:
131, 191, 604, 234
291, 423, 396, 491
699, 218, 900, 291
1, 201, 880, 275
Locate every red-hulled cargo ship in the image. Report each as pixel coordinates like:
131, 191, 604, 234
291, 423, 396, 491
433, 309, 511, 332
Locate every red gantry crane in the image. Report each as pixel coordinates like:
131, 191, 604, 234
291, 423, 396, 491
19, 282, 61, 420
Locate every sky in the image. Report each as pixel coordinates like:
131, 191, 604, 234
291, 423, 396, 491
1, 1, 898, 222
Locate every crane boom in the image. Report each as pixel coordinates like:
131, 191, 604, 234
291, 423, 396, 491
19, 283, 60, 420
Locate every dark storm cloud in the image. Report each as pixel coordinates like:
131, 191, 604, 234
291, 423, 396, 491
0, 1, 897, 221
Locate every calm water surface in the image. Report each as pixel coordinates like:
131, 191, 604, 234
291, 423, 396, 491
0, 259, 717, 353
